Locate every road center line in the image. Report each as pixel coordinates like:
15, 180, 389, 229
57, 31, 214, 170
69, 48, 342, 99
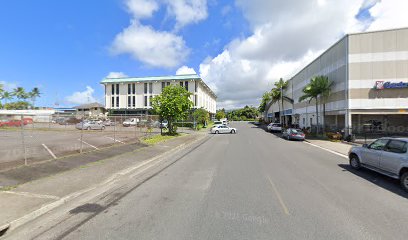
267, 176, 290, 216
303, 141, 348, 159
77, 139, 99, 150
105, 136, 125, 144
42, 144, 57, 159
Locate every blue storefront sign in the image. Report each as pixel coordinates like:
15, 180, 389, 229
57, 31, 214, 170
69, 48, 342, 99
374, 81, 408, 90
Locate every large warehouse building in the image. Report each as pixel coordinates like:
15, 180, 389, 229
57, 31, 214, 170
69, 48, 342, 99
101, 74, 217, 116
266, 27, 408, 136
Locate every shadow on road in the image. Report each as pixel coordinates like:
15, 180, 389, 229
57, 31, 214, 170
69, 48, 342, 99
338, 164, 408, 199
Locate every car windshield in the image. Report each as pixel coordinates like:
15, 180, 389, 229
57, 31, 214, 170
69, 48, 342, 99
291, 129, 303, 134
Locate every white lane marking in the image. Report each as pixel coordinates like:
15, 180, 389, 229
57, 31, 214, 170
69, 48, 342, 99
3, 191, 60, 200
77, 139, 99, 150
105, 136, 125, 144
303, 141, 348, 159
42, 144, 57, 159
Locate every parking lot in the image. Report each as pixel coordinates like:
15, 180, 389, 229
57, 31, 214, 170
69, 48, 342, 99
0, 123, 161, 170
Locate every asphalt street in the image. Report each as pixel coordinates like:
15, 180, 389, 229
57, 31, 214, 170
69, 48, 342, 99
12, 122, 408, 240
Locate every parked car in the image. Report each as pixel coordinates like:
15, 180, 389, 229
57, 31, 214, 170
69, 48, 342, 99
76, 121, 105, 130
123, 118, 139, 127
348, 137, 408, 192
103, 119, 116, 126
160, 120, 168, 129
0, 119, 24, 127
211, 125, 237, 134
267, 123, 282, 132
282, 128, 305, 141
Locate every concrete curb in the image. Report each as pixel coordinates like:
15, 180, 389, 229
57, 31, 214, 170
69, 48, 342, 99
2, 133, 209, 237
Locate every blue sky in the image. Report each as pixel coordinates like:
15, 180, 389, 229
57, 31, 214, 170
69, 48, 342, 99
0, 0, 405, 109
0, 0, 248, 107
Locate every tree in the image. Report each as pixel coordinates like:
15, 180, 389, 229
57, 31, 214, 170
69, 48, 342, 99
152, 85, 192, 135
270, 88, 281, 122
215, 109, 226, 120
316, 76, 333, 132
0, 91, 13, 108
258, 91, 271, 113
193, 108, 209, 126
298, 76, 332, 134
274, 78, 289, 124
4, 101, 32, 110
29, 87, 41, 108
13, 87, 28, 101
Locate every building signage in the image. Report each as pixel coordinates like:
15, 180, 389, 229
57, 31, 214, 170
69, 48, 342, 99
374, 81, 408, 90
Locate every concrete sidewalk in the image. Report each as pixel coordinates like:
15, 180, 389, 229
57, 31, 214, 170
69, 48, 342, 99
304, 139, 360, 156
0, 132, 208, 236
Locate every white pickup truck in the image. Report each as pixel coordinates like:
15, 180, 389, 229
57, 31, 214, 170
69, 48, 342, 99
123, 118, 139, 127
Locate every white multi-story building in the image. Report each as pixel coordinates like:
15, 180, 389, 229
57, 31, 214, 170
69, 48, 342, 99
101, 74, 217, 116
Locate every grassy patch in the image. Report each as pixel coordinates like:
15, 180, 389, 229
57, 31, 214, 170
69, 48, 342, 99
142, 133, 184, 145
0, 185, 17, 191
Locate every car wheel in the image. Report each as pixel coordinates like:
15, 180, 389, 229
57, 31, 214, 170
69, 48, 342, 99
400, 172, 408, 192
231, 130, 235, 134
87, 127, 91, 130
349, 154, 361, 170
101, 126, 105, 130
215, 130, 219, 134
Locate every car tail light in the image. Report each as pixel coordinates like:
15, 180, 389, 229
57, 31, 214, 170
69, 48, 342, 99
291, 134, 297, 136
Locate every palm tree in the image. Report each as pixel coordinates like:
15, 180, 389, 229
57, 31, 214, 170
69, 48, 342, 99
13, 87, 28, 101
299, 77, 321, 134
258, 91, 272, 113
274, 78, 289, 125
29, 87, 41, 108
316, 76, 333, 132
1, 91, 13, 107
270, 88, 281, 123
298, 75, 333, 134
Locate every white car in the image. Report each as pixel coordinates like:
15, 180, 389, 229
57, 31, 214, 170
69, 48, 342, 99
267, 123, 282, 132
123, 118, 139, 127
211, 125, 237, 134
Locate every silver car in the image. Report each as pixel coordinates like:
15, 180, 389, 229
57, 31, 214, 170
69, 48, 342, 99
282, 128, 305, 141
76, 121, 105, 130
349, 137, 408, 192
211, 125, 237, 134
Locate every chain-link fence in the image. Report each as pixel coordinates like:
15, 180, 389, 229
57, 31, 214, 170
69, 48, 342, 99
0, 113, 172, 171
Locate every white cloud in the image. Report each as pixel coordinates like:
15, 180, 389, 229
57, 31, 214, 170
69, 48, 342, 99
125, 0, 159, 19
106, 72, 128, 78
111, 0, 207, 68
176, 66, 196, 75
200, 0, 369, 109
111, 22, 189, 68
65, 86, 97, 105
165, 0, 208, 29
367, 0, 408, 31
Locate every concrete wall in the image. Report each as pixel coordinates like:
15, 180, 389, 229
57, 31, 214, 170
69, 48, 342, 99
348, 28, 408, 110
292, 37, 348, 128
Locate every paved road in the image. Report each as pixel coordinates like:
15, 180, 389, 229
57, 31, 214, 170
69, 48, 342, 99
13, 122, 408, 239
